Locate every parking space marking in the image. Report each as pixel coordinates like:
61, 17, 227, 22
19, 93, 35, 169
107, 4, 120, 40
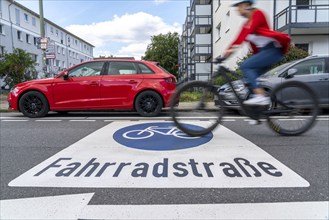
9, 121, 309, 188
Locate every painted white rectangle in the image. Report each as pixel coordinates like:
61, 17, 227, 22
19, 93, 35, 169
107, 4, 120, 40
9, 121, 309, 188
81, 201, 329, 220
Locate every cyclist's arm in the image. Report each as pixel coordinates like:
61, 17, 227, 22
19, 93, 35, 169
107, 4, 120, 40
226, 10, 268, 54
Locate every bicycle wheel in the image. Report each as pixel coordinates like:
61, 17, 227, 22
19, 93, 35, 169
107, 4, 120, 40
170, 81, 224, 136
266, 81, 319, 136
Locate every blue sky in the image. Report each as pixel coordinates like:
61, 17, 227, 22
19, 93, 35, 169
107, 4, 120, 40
16, 0, 190, 59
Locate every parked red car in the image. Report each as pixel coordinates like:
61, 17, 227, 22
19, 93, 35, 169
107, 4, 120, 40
7, 59, 177, 117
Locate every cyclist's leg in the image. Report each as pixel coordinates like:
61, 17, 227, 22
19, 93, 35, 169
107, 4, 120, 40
240, 44, 283, 105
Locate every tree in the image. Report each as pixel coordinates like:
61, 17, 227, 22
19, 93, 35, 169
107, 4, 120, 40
142, 32, 180, 77
215, 45, 309, 85
0, 48, 37, 89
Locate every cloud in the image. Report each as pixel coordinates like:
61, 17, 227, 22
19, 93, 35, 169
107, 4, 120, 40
154, 0, 169, 5
66, 12, 181, 59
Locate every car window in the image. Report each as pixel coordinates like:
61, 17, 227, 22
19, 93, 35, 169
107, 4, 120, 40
138, 63, 154, 74
263, 61, 295, 77
108, 62, 138, 75
68, 62, 104, 77
292, 59, 326, 75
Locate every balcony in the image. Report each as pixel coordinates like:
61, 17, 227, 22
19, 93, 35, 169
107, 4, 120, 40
274, 5, 329, 35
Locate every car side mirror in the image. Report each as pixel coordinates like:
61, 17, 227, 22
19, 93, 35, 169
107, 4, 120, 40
287, 68, 298, 76
63, 71, 69, 80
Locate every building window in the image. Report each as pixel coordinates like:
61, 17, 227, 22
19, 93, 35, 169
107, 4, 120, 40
15, 9, 20, 26
62, 48, 65, 55
24, 13, 28, 23
32, 17, 36, 26
215, 22, 221, 42
295, 43, 309, 52
50, 27, 54, 34
0, 24, 4, 35
296, 0, 311, 9
33, 37, 38, 46
17, 30, 22, 41
0, 46, 5, 55
57, 46, 61, 54
225, 11, 230, 33
214, 0, 221, 12
26, 34, 30, 44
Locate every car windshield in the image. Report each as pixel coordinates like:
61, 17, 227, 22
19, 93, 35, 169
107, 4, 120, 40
262, 61, 297, 78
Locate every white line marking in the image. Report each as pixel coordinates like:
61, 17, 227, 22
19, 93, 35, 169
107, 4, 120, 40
1, 194, 328, 220
36, 120, 62, 122
1, 120, 29, 122
69, 120, 96, 122
80, 201, 329, 220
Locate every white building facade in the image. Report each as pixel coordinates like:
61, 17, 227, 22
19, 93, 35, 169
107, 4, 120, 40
179, 0, 329, 82
0, 0, 94, 78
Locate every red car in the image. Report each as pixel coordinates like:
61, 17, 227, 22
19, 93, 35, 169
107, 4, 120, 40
7, 59, 177, 117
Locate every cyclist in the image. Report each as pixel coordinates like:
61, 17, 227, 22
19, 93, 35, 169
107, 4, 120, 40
223, 0, 290, 105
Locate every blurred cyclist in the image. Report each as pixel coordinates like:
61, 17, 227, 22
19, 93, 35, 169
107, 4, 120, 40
223, 0, 290, 105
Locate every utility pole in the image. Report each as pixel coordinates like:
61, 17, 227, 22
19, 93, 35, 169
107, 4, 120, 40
39, 0, 47, 78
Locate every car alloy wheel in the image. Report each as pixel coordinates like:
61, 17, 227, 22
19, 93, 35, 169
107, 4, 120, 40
19, 91, 49, 118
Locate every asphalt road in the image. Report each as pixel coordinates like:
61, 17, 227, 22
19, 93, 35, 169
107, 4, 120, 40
0, 111, 328, 219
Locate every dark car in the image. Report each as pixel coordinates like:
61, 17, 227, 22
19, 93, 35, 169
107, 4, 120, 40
216, 55, 329, 113
7, 59, 177, 118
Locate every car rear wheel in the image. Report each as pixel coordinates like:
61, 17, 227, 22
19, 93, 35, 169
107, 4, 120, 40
19, 91, 49, 118
135, 91, 163, 117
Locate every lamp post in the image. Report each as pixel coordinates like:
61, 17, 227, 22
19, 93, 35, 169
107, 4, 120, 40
39, 0, 46, 78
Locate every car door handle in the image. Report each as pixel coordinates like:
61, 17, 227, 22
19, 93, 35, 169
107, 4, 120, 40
90, 81, 99, 86
129, 80, 138, 84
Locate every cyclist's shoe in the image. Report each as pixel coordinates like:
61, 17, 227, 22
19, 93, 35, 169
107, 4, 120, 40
243, 95, 270, 105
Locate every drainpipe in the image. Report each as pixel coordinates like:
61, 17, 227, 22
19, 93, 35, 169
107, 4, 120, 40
8, 1, 14, 51
273, 0, 276, 29
288, 0, 292, 37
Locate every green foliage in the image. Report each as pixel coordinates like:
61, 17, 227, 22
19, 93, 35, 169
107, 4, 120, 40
214, 45, 309, 86
142, 32, 179, 77
179, 91, 214, 102
0, 48, 36, 89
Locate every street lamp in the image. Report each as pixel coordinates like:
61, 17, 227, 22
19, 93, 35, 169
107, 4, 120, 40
39, 0, 46, 78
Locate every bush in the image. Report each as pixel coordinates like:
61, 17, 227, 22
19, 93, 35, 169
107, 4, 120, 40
0, 48, 36, 89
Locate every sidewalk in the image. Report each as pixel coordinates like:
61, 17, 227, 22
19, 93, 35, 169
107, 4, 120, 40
0, 93, 8, 110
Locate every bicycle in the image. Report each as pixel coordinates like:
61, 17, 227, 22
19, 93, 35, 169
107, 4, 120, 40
170, 57, 319, 136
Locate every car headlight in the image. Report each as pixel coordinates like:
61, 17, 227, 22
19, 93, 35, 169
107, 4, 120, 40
224, 84, 246, 93
10, 86, 19, 96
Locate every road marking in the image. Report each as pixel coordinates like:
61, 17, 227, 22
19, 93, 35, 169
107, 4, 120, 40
1, 193, 328, 220
69, 120, 96, 122
1, 120, 29, 122
36, 119, 62, 122
9, 121, 309, 188
0, 193, 93, 220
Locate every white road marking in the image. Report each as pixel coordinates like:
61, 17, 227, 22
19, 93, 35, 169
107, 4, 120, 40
0, 193, 94, 220
81, 201, 329, 220
9, 121, 309, 188
1, 193, 328, 220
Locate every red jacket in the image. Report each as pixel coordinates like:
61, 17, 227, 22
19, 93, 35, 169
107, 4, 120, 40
230, 9, 291, 54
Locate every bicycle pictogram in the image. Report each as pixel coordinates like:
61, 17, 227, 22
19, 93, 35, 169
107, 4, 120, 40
123, 126, 200, 140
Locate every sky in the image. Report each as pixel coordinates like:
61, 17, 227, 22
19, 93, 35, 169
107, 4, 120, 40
16, 0, 190, 59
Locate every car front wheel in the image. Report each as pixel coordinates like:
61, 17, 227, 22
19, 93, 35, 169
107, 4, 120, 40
19, 91, 49, 118
135, 91, 163, 117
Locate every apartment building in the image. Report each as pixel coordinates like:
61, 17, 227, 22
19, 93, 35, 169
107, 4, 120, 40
179, 0, 329, 82
0, 0, 94, 78
178, 0, 213, 82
